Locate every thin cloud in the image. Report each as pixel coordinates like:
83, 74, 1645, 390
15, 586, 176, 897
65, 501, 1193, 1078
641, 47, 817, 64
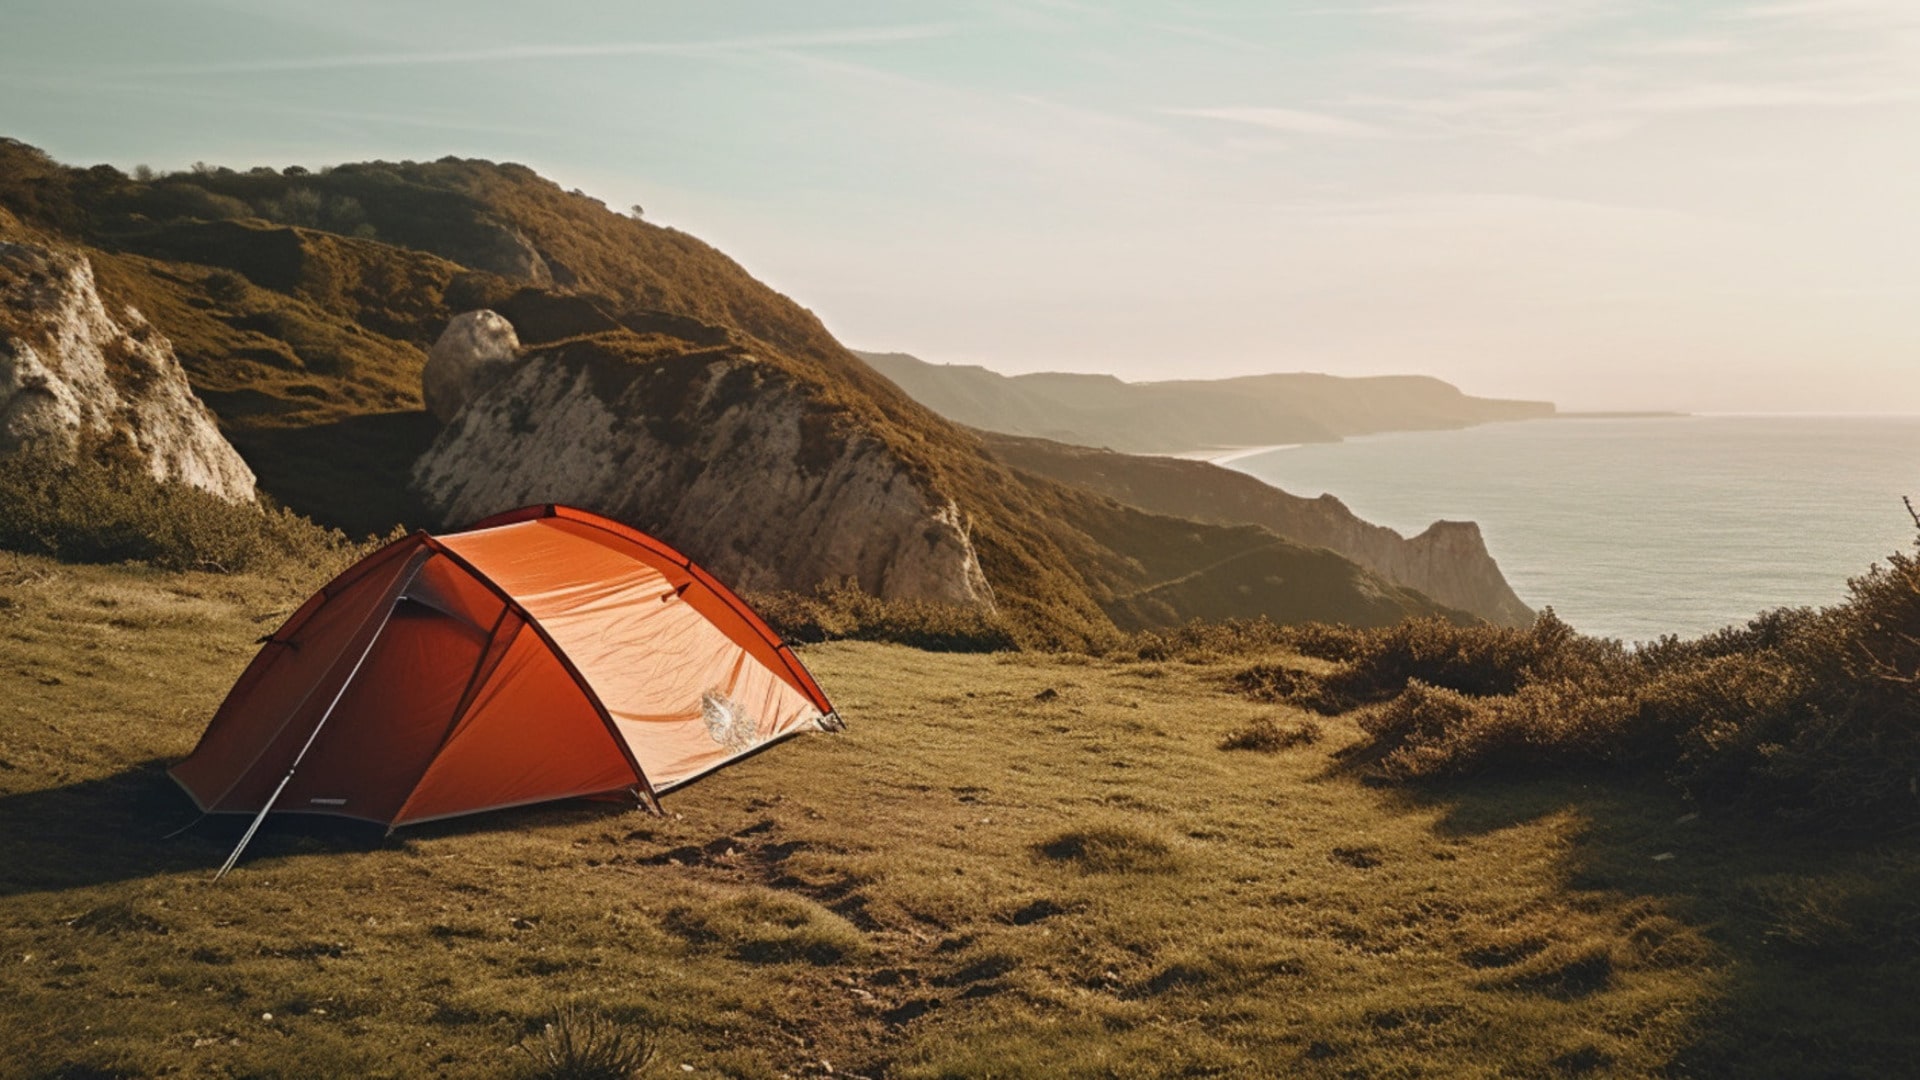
1633, 82, 1919, 111
1160, 106, 1388, 137
133, 24, 959, 77
1613, 37, 1746, 56
1733, 0, 1920, 25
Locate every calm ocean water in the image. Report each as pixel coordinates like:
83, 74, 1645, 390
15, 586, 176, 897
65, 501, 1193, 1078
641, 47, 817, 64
1227, 416, 1920, 642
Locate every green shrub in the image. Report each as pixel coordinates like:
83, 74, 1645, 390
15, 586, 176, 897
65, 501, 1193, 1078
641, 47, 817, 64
747, 578, 1016, 652
1120, 617, 1298, 662
0, 448, 354, 573
1665, 558, 1920, 830
1264, 552, 1920, 834
1230, 663, 1352, 714
1323, 610, 1611, 704
1356, 677, 1662, 781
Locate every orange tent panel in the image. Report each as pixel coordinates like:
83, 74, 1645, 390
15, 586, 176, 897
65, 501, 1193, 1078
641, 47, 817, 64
171, 540, 429, 814
433, 518, 828, 791
394, 622, 642, 825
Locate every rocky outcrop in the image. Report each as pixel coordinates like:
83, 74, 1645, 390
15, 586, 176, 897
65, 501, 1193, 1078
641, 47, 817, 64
412, 333, 993, 605
422, 309, 521, 423
458, 219, 553, 285
0, 241, 255, 501
1310, 515, 1534, 627
983, 433, 1535, 626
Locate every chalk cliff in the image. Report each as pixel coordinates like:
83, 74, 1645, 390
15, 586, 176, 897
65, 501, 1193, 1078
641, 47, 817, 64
413, 327, 993, 605
0, 239, 255, 501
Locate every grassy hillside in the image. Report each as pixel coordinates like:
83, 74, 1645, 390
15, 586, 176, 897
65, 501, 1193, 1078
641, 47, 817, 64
3, 554, 1914, 1078
0, 138, 1464, 644
859, 350, 1556, 454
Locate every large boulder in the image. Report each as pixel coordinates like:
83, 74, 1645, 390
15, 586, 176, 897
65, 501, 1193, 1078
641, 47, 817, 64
422, 309, 521, 423
412, 334, 994, 606
0, 241, 255, 501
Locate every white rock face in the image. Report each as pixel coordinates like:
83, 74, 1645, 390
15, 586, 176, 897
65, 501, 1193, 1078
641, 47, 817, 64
0, 241, 255, 502
412, 344, 994, 606
422, 310, 521, 424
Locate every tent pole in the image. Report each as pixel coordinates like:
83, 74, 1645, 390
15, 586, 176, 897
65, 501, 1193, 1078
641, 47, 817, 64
213, 772, 295, 881
212, 561, 423, 882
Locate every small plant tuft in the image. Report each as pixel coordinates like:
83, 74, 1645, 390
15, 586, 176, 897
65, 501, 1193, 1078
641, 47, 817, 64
1219, 716, 1322, 753
517, 1003, 657, 1080
1035, 824, 1179, 874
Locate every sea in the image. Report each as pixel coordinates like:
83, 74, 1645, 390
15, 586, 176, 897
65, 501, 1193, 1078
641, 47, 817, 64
1224, 415, 1920, 643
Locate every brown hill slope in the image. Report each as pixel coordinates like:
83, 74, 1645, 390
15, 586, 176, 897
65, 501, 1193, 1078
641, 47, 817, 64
983, 433, 1535, 626
0, 138, 1464, 643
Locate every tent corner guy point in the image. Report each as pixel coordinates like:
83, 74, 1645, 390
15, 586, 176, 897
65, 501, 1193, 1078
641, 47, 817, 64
169, 504, 840, 878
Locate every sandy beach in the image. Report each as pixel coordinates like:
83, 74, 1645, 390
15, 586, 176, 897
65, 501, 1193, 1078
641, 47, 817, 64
1169, 443, 1300, 466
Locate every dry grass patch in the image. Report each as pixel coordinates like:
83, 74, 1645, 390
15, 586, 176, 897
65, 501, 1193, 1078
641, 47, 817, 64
1033, 823, 1180, 875
1219, 715, 1322, 753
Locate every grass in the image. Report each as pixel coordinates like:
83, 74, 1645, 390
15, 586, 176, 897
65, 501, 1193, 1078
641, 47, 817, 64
4, 556, 1917, 1076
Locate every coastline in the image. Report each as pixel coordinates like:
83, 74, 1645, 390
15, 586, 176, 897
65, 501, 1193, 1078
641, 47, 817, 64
1169, 443, 1302, 466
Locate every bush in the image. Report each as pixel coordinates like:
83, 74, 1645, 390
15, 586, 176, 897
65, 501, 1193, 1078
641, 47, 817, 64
0, 448, 354, 573
747, 578, 1016, 652
1251, 554, 1920, 834
1324, 610, 1612, 704
1665, 558, 1920, 830
1230, 664, 1349, 714
1120, 617, 1298, 662
1356, 678, 1662, 781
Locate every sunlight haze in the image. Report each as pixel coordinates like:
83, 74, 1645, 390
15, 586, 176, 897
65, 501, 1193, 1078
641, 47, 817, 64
5, 0, 1915, 412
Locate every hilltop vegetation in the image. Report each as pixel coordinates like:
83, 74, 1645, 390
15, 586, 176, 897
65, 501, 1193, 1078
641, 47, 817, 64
859, 350, 1554, 455
0, 138, 1472, 645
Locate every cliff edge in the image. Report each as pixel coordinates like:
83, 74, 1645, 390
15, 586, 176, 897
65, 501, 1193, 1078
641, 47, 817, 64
984, 433, 1535, 627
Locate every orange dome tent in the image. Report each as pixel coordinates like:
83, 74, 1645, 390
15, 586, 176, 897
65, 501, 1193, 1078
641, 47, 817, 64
171, 505, 838, 877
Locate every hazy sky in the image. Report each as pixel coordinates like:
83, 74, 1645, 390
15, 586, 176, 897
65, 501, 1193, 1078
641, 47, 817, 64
5, 1, 1917, 412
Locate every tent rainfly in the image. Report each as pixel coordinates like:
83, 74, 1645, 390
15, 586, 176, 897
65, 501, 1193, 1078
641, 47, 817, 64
171, 505, 839, 876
